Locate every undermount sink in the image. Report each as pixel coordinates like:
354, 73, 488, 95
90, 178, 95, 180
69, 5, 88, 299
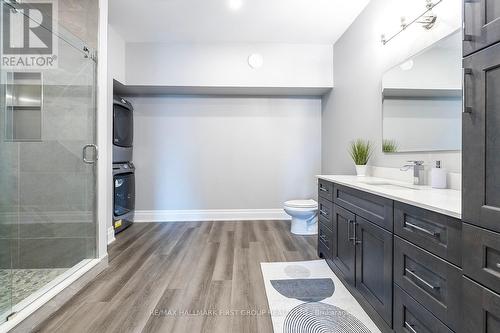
359, 180, 421, 190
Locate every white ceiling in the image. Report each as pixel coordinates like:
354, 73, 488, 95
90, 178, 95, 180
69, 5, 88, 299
109, 0, 370, 44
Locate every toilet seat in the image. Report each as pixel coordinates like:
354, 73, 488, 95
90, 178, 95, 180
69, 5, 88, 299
284, 199, 318, 209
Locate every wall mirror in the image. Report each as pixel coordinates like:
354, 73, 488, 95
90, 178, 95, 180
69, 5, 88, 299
381, 31, 462, 153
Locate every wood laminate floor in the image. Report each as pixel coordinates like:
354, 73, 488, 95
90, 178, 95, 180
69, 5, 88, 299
34, 221, 318, 333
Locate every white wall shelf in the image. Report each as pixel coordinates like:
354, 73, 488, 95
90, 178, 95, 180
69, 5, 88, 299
113, 80, 332, 97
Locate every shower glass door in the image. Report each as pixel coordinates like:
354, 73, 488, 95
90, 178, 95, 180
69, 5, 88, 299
0, 0, 97, 324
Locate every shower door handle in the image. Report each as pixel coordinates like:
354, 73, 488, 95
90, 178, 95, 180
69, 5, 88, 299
83, 144, 98, 164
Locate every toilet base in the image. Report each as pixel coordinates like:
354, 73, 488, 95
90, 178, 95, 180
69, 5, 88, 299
290, 216, 318, 235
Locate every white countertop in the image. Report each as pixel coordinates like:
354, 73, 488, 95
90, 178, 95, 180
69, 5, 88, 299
317, 175, 461, 219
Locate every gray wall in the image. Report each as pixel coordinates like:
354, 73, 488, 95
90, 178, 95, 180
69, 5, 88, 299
131, 96, 321, 211
322, 0, 462, 174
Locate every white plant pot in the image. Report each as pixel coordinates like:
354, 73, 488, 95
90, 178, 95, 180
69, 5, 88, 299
355, 165, 367, 177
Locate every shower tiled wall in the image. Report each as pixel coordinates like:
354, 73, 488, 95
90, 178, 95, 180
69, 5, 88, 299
0, 12, 97, 270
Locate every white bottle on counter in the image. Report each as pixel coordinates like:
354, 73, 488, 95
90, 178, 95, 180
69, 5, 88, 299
431, 161, 447, 189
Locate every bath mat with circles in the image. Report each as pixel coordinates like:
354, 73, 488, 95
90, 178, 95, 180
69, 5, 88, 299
260, 260, 381, 333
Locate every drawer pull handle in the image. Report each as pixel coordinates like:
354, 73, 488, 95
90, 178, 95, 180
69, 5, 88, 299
319, 233, 328, 245
320, 209, 329, 217
405, 221, 440, 237
405, 268, 440, 290
404, 322, 418, 333
319, 186, 328, 192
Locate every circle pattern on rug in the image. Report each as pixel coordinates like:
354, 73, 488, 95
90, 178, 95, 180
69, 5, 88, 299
270, 278, 335, 302
283, 302, 372, 333
284, 265, 311, 278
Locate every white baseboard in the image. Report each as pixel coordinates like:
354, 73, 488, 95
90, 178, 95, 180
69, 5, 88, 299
134, 209, 290, 223
107, 226, 116, 245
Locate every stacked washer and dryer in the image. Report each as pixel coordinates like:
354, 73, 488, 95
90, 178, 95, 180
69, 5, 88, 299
112, 97, 135, 233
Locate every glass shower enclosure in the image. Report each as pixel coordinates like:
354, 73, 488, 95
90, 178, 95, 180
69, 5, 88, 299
0, 0, 97, 325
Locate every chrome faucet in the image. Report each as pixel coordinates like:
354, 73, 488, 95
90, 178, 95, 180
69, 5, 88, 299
400, 161, 425, 185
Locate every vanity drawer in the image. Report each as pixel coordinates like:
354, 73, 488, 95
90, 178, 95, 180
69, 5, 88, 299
318, 222, 333, 259
462, 276, 500, 333
318, 197, 333, 229
333, 184, 393, 231
394, 236, 462, 332
463, 223, 500, 294
394, 284, 453, 333
394, 202, 462, 266
318, 179, 334, 201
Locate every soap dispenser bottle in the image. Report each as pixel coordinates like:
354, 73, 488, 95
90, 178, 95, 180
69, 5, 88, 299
431, 161, 447, 189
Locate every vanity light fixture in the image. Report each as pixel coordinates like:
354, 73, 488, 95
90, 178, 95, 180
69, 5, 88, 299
381, 0, 442, 45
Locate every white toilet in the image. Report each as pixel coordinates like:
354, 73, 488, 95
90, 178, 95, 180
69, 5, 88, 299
283, 199, 318, 235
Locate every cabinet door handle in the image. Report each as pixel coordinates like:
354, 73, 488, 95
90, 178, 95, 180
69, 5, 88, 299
463, 0, 475, 43
319, 209, 329, 218
405, 268, 440, 290
350, 221, 361, 245
404, 322, 418, 333
347, 220, 353, 242
319, 186, 328, 192
355, 223, 361, 245
405, 221, 440, 238
463, 68, 473, 114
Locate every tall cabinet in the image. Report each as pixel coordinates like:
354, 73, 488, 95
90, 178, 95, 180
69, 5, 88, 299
462, 1, 500, 332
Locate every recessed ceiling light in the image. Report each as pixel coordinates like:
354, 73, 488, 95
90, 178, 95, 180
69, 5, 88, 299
400, 59, 414, 71
228, 0, 243, 11
248, 53, 264, 69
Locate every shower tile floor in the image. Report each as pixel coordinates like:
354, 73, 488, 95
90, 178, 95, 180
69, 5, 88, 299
0, 268, 67, 316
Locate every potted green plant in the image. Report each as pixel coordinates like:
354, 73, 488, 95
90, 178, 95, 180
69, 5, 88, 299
348, 139, 373, 176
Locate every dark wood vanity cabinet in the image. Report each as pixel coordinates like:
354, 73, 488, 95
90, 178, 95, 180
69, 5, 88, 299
333, 184, 393, 231
463, 42, 500, 234
331, 204, 356, 285
463, 0, 500, 56
462, 4, 500, 332
462, 277, 500, 333
331, 204, 394, 325
318, 179, 462, 332
462, 223, 500, 295
394, 285, 454, 333
319, 181, 394, 328
394, 237, 462, 332
394, 202, 462, 266
355, 216, 393, 325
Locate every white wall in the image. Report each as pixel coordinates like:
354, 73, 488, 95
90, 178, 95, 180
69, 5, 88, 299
322, 0, 462, 174
125, 43, 333, 88
131, 96, 322, 211
108, 25, 126, 84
